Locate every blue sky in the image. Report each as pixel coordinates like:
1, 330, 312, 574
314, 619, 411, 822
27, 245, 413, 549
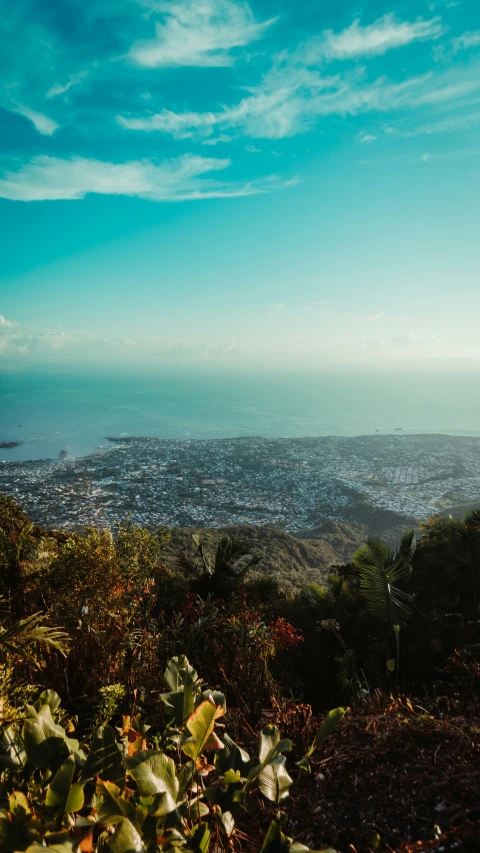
1, 0, 479, 369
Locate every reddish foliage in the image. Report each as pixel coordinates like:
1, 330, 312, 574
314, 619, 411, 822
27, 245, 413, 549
269, 616, 304, 651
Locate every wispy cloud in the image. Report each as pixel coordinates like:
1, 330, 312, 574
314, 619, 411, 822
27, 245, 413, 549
46, 71, 90, 99
2, 1, 479, 212
392, 110, 480, 138
452, 30, 480, 53
128, 0, 276, 67
11, 104, 59, 135
310, 14, 444, 61
357, 132, 377, 143
0, 154, 288, 202
118, 57, 480, 141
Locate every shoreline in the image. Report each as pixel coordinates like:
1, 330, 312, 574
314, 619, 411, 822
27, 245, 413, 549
3, 428, 480, 466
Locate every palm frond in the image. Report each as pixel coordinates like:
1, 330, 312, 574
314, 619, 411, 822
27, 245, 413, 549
354, 538, 414, 630
302, 582, 329, 611
0, 612, 70, 660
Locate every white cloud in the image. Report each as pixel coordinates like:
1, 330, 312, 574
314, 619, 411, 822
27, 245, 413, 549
0, 154, 287, 202
29, 331, 76, 352
394, 111, 480, 138
118, 72, 336, 139
0, 317, 78, 358
119, 57, 480, 141
0, 314, 16, 328
46, 71, 89, 99
453, 30, 480, 53
11, 104, 59, 135
128, 0, 276, 67
357, 132, 377, 143
118, 108, 219, 138
319, 14, 444, 60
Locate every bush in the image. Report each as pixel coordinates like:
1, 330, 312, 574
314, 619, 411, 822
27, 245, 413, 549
0, 655, 344, 853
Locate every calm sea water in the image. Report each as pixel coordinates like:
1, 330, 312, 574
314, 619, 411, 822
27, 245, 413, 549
1, 369, 480, 461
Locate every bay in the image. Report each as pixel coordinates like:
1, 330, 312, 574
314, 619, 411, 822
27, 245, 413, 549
1, 368, 480, 461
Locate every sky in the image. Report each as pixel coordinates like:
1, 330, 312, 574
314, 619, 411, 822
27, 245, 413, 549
0, 0, 479, 371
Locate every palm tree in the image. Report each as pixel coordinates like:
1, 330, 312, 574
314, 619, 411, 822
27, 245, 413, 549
301, 574, 356, 622
178, 534, 262, 599
353, 531, 415, 676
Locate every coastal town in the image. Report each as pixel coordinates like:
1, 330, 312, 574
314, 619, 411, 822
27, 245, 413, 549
1, 433, 480, 531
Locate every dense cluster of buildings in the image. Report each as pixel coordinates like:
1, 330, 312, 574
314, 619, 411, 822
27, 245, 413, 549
1, 433, 480, 531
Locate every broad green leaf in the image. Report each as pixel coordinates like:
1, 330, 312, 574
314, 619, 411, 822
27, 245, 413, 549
258, 727, 292, 764
248, 726, 291, 784
297, 708, 345, 771
21, 843, 76, 853
65, 783, 85, 814
106, 817, 147, 853
45, 757, 84, 814
82, 726, 124, 787
34, 689, 62, 714
161, 656, 200, 726
258, 813, 290, 853
188, 822, 210, 853
22, 704, 84, 770
386, 658, 396, 672
95, 780, 146, 831
22, 704, 70, 769
156, 827, 187, 849
202, 689, 226, 712
0, 726, 26, 770
182, 699, 224, 765
247, 727, 292, 804
126, 751, 179, 816
311, 708, 345, 751
45, 755, 84, 814
176, 797, 209, 820
258, 761, 293, 805
164, 656, 198, 692
160, 677, 195, 727
177, 760, 195, 799
215, 733, 250, 775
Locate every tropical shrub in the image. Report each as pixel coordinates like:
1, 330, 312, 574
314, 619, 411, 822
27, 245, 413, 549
0, 655, 344, 853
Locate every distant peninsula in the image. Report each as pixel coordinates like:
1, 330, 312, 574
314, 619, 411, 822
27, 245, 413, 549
105, 435, 151, 443
0, 441, 21, 449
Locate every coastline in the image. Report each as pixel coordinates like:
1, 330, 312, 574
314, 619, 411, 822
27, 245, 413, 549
4, 426, 480, 464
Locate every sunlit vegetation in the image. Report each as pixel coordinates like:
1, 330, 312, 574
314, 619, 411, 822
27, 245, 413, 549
0, 494, 479, 852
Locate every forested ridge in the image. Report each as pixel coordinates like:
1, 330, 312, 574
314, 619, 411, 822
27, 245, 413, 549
0, 494, 479, 853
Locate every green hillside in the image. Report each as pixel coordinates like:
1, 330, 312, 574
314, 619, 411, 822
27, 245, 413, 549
161, 521, 366, 590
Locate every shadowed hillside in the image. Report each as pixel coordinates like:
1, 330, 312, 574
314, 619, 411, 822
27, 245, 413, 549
161, 521, 368, 589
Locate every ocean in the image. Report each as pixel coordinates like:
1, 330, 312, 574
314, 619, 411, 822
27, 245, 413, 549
1, 368, 480, 462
